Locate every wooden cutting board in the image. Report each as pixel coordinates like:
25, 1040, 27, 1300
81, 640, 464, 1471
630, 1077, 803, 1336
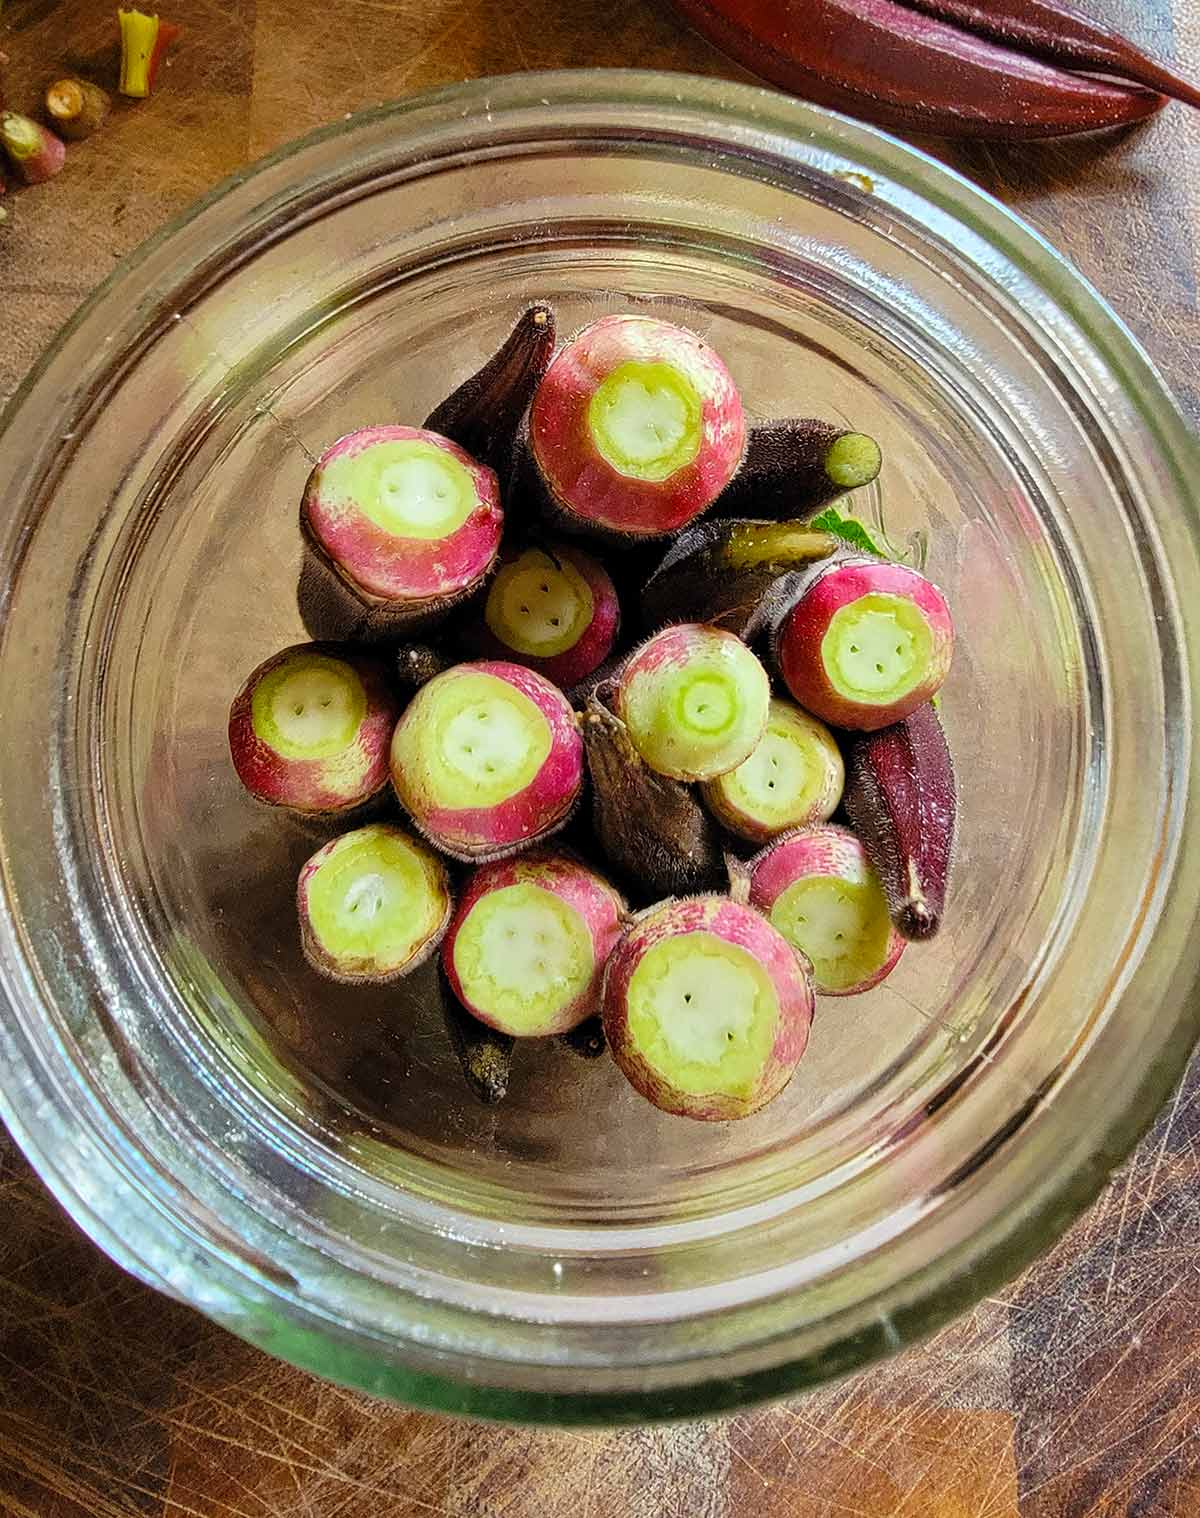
1, 1, 1198, 1513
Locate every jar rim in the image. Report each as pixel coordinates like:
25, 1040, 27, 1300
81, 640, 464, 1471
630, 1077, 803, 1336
0, 70, 1197, 1423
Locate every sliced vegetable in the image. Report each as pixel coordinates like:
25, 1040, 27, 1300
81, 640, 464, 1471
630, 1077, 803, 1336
530, 315, 746, 539
300, 425, 502, 636
390, 660, 583, 862
772, 556, 954, 731
701, 697, 844, 843
467, 542, 620, 690
740, 825, 905, 995
616, 622, 771, 782
298, 822, 452, 984
228, 644, 400, 816
443, 850, 626, 1037
45, 78, 111, 141
0, 112, 65, 185
602, 895, 814, 1121
117, 8, 180, 98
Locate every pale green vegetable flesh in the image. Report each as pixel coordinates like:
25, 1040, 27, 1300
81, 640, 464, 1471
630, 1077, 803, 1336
399, 672, 552, 809
322, 437, 478, 539
769, 874, 892, 993
452, 882, 592, 1034
586, 360, 703, 483
825, 432, 883, 489
485, 550, 593, 657
626, 931, 778, 1097
250, 652, 366, 760
623, 637, 769, 782
707, 702, 842, 835
822, 592, 933, 705
306, 830, 444, 972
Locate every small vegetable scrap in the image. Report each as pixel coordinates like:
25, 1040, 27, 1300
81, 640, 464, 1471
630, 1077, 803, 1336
117, 8, 180, 99
667, 0, 1200, 139
45, 78, 112, 141
230, 304, 959, 1122
0, 110, 65, 185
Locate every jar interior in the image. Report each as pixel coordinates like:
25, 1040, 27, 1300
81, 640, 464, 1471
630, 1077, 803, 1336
108, 183, 1090, 1228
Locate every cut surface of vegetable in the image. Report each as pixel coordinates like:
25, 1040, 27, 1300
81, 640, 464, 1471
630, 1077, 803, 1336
603, 895, 813, 1121
701, 698, 844, 843
390, 661, 583, 861
617, 622, 771, 782
458, 880, 592, 1029
0, 111, 66, 184
774, 556, 954, 730
301, 426, 502, 625
530, 315, 746, 538
471, 543, 620, 689
228, 645, 399, 815
444, 851, 626, 1036
747, 825, 905, 995
298, 823, 451, 983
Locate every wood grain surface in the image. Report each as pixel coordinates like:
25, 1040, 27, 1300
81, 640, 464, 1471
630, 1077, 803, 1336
1, 1, 1199, 1514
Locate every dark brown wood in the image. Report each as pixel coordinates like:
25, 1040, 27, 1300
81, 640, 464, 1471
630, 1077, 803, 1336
0, 0, 1198, 1512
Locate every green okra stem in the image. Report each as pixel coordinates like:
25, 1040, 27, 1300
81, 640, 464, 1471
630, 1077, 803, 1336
0, 111, 66, 185
641, 517, 838, 636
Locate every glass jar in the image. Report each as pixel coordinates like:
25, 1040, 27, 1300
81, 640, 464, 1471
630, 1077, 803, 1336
0, 71, 1197, 1423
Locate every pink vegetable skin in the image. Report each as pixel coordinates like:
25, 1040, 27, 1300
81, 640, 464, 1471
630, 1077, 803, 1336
602, 895, 813, 1121
228, 645, 400, 815
390, 660, 584, 862
465, 542, 620, 691
443, 851, 627, 1035
301, 425, 502, 622
0, 112, 66, 185
775, 557, 954, 731
746, 824, 905, 996
530, 315, 746, 539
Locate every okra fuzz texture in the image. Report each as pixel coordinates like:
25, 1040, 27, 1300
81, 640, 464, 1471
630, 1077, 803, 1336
602, 896, 814, 1121
229, 302, 960, 1124
443, 850, 626, 1037
389, 660, 584, 862
530, 315, 746, 539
